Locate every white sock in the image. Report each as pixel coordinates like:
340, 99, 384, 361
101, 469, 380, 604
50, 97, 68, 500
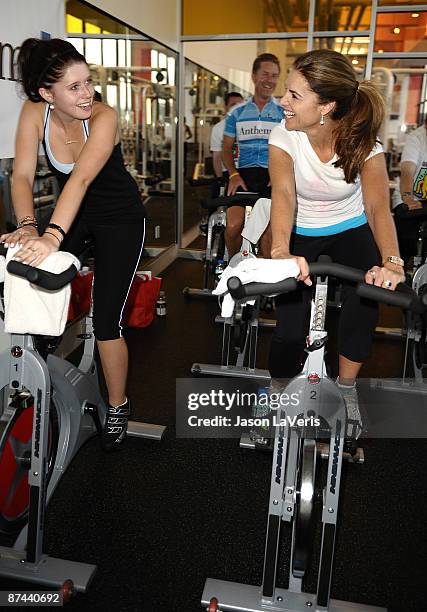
336, 377, 356, 389
110, 397, 128, 409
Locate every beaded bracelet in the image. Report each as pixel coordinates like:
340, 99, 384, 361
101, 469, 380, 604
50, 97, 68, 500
18, 218, 38, 229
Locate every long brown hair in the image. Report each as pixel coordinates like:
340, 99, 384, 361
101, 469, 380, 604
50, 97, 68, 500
293, 50, 385, 183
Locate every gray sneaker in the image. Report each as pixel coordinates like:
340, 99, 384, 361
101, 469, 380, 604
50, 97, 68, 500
336, 381, 363, 440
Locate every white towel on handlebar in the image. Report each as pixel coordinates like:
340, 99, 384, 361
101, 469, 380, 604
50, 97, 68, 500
241, 197, 271, 244
0, 255, 6, 284
212, 257, 300, 317
3, 246, 81, 336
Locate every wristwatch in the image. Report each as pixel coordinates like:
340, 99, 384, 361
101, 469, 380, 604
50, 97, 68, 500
382, 255, 404, 267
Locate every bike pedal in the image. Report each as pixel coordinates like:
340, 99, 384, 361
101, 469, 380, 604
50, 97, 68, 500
343, 439, 365, 464
254, 438, 273, 452
346, 447, 364, 464
343, 438, 358, 455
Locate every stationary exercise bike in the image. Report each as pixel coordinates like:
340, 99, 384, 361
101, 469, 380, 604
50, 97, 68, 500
202, 259, 424, 612
191, 192, 273, 382
0, 246, 166, 595
184, 192, 261, 298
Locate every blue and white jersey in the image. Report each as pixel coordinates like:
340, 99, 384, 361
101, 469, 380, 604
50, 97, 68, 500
224, 97, 283, 168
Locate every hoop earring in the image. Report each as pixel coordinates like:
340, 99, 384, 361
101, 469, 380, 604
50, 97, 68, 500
49, 103, 55, 110
320, 114, 324, 126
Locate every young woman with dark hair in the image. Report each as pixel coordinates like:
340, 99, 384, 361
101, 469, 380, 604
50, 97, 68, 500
0, 38, 146, 450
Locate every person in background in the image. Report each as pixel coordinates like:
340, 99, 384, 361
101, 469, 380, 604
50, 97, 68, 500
197, 92, 244, 236
399, 118, 427, 206
393, 118, 427, 262
210, 91, 244, 196
222, 53, 283, 258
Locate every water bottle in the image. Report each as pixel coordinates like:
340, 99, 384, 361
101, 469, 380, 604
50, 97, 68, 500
214, 259, 226, 281
250, 387, 272, 446
156, 291, 166, 316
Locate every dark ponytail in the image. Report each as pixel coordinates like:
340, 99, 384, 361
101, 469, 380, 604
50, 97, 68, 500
293, 50, 385, 183
18, 38, 87, 102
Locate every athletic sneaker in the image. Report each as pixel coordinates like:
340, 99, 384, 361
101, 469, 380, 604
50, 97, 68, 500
102, 399, 131, 451
336, 380, 363, 440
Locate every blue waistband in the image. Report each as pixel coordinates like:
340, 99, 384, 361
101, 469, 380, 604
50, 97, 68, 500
293, 212, 367, 236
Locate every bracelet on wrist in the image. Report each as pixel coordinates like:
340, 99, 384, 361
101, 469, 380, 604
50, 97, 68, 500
382, 255, 404, 268
229, 171, 240, 179
47, 223, 66, 239
44, 231, 62, 245
18, 215, 37, 225
17, 215, 37, 227
19, 222, 38, 230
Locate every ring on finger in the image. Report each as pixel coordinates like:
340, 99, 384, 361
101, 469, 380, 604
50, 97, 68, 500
383, 279, 392, 289
368, 269, 376, 277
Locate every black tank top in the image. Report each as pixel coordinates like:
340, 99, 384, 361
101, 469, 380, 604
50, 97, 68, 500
42, 105, 145, 225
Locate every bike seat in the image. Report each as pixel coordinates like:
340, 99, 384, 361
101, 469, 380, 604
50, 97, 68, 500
201, 193, 260, 211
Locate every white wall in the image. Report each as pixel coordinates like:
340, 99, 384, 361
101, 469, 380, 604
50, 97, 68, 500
90, 0, 179, 50
184, 41, 257, 94
0, 0, 65, 158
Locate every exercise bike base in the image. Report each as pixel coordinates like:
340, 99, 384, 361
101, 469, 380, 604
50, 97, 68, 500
192, 363, 271, 383
370, 378, 427, 395
127, 420, 166, 441
240, 436, 365, 464
202, 579, 386, 611
0, 547, 96, 592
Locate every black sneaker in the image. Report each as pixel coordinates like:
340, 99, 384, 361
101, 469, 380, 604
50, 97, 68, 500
102, 399, 131, 451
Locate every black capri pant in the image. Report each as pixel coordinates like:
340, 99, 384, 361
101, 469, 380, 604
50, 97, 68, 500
61, 216, 145, 341
269, 224, 381, 379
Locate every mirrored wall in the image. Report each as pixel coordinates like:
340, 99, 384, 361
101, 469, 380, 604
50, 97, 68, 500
67, 0, 178, 255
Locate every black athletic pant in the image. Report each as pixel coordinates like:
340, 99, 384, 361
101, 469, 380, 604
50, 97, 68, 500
393, 203, 422, 263
61, 216, 145, 341
232, 167, 271, 198
269, 224, 381, 378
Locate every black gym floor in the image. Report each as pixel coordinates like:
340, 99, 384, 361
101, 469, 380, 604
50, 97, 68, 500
1, 258, 426, 612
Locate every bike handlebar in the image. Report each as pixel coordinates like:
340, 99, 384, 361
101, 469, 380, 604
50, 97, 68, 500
1, 244, 79, 290
6, 261, 79, 291
226, 261, 426, 314
201, 192, 261, 211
